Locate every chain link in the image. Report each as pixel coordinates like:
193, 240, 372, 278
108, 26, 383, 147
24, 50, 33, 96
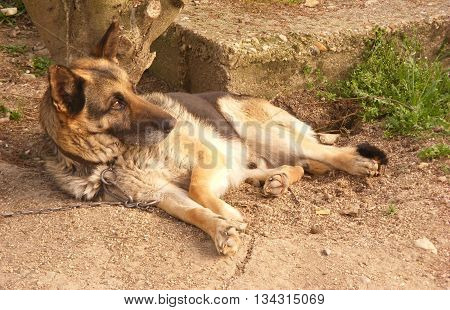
0, 200, 159, 218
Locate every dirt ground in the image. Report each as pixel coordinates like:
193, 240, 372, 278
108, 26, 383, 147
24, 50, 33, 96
0, 18, 449, 290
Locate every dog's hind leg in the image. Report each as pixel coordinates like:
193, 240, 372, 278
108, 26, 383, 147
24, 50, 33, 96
217, 96, 387, 175
246, 165, 304, 197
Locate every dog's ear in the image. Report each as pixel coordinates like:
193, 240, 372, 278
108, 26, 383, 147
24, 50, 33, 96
48, 65, 85, 115
92, 20, 119, 63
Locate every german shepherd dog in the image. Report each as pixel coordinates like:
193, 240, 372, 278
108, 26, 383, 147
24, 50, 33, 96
41, 22, 387, 255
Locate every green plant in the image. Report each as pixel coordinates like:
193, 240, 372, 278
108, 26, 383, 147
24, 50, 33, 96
32, 56, 52, 76
386, 204, 397, 216
0, 103, 22, 121
0, 1, 26, 25
418, 143, 450, 161
441, 164, 450, 175
0, 44, 27, 56
335, 30, 449, 136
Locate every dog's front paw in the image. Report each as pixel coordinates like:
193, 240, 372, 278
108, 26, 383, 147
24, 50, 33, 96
214, 218, 246, 256
263, 173, 289, 197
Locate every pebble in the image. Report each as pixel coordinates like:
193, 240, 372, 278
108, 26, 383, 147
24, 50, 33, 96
319, 133, 339, 145
314, 41, 328, 52
278, 34, 288, 43
305, 0, 320, 8
365, 0, 378, 5
146, 0, 161, 18
359, 275, 371, 285
251, 37, 260, 45
414, 237, 437, 254
309, 225, 323, 234
437, 176, 446, 183
0, 7, 17, 16
34, 48, 50, 56
32, 42, 46, 52
309, 45, 320, 56
322, 248, 331, 256
340, 205, 360, 217
316, 208, 330, 215
418, 162, 429, 169
8, 29, 19, 38
0, 117, 9, 123
23, 73, 36, 80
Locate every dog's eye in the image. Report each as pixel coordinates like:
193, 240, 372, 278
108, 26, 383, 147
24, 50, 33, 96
111, 99, 126, 111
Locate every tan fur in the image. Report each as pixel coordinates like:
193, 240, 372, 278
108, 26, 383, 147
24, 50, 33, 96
41, 23, 385, 255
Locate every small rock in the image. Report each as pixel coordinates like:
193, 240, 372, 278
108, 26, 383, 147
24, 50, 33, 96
414, 237, 437, 254
359, 275, 371, 285
251, 37, 260, 45
323, 193, 333, 201
314, 41, 328, 52
309, 45, 320, 56
278, 34, 288, 43
316, 208, 330, 215
262, 44, 270, 51
340, 205, 360, 217
23, 73, 36, 80
309, 225, 323, 234
24, 149, 31, 155
305, 0, 320, 8
146, 0, 161, 18
32, 42, 46, 52
365, 0, 378, 6
432, 126, 444, 133
0, 7, 18, 16
0, 117, 9, 123
437, 176, 447, 183
34, 48, 50, 56
418, 162, 429, 170
318, 133, 339, 145
8, 29, 19, 38
322, 248, 331, 256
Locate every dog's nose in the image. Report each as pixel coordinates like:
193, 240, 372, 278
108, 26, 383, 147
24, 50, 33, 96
160, 118, 176, 133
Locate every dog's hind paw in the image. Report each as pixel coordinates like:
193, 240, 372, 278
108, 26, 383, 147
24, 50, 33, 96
263, 172, 289, 197
214, 219, 246, 256
356, 142, 388, 165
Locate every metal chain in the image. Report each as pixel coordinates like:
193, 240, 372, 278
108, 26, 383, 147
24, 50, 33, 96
0, 200, 159, 218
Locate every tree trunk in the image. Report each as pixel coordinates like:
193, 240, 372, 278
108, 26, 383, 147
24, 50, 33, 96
22, 0, 184, 83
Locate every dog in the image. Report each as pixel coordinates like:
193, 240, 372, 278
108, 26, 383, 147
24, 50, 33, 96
40, 22, 387, 255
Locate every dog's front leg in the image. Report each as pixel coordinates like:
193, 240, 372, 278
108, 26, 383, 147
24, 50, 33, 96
158, 187, 246, 255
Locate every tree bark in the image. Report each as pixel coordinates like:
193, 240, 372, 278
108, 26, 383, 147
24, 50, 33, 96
22, 0, 184, 83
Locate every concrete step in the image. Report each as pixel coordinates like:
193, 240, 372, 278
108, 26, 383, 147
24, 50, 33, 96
147, 0, 449, 98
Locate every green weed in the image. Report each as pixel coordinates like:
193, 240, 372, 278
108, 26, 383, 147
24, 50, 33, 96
0, 44, 27, 56
418, 143, 450, 161
0, 103, 22, 121
386, 204, 397, 216
32, 56, 52, 76
335, 30, 449, 136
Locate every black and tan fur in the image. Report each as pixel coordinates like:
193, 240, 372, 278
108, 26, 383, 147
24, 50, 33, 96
41, 22, 387, 255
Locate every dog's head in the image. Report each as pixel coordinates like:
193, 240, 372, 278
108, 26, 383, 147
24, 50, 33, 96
42, 21, 176, 163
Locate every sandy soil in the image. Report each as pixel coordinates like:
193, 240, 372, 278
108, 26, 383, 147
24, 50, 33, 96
0, 18, 449, 290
